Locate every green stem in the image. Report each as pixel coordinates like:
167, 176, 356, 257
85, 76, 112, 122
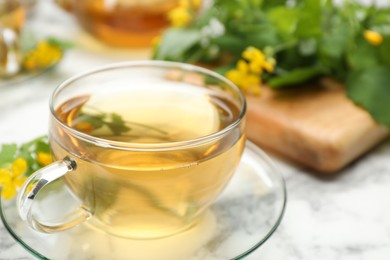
272, 40, 299, 54
84, 105, 168, 135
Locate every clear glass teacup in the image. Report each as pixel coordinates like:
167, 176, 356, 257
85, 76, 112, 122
17, 61, 246, 239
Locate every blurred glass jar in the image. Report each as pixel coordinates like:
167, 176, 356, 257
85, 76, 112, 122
55, 0, 180, 48
0, 0, 25, 77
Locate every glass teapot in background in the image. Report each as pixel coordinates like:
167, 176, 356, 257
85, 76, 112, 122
54, 0, 180, 48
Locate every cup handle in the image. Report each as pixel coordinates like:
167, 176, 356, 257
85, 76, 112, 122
17, 156, 92, 233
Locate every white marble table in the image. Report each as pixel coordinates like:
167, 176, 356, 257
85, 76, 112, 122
1, 1, 390, 259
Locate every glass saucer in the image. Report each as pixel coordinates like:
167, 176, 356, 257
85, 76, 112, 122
0, 61, 59, 88
0, 142, 286, 260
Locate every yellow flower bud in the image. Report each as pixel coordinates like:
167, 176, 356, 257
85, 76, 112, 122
168, 6, 192, 27
237, 60, 249, 73
243, 46, 265, 62
12, 158, 27, 177
364, 30, 384, 46
2, 184, 16, 200
13, 176, 27, 188
0, 168, 12, 184
37, 152, 53, 166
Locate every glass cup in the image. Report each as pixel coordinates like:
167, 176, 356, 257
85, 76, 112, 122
17, 61, 246, 239
55, 0, 182, 48
0, 0, 25, 77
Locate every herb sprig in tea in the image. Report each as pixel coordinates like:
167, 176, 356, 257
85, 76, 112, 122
74, 106, 168, 136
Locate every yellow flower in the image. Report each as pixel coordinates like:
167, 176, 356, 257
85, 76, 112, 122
168, 0, 200, 27
179, 0, 201, 9
12, 157, 27, 176
225, 47, 276, 95
226, 59, 261, 94
189, 0, 202, 9
243, 47, 265, 62
237, 59, 249, 73
241, 73, 261, 90
168, 6, 192, 27
364, 30, 383, 46
226, 69, 245, 88
249, 60, 265, 74
37, 152, 52, 166
22, 41, 62, 72
0, 158, 28, 200
243, 46, 276, 73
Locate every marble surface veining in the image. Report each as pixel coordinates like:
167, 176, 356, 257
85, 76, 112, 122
1, 1, 390, 259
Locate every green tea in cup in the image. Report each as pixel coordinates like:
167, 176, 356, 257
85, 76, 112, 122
18, 61, 246, 239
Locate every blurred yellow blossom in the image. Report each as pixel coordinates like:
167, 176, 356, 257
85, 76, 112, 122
178, 0, 202, 10
22, 41, 62, 72
37, 152, 52, 166
364, 30, 383, 46
0, 158, 28, 200
243, 46, 276, 73
226, 46, 276, 95
168, 6, 192, 27
226, 60, 262, 94
168, 0, 200, 27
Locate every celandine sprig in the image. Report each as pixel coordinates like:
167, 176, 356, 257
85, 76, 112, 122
0, 158, 28, 199
226, 47, 276, 95
0, 136, 52, 200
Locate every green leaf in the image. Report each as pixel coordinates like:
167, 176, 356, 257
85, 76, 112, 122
106, 113, 131, 135
267, 6, 299, 38
319, 17, 350, 60
261, 0, 288, 9
294, 0, 322, 38
18, 149, 36, 176
347, 37, 380, 71
77, 114, 105, 129
0, 144, 17, 167
35, 140, 51, 153
378, 35, 390, 66
154, 29, 201, 61
193, 6, 219, 28
18, 135, 51, 176
369, 8, 390, 25
213, 34, 247, 54
215, 64, 236, 76
47, 37, 75, 49
346, 66, 390, 127
269, 66, 325, 88
243, 23, 281, 48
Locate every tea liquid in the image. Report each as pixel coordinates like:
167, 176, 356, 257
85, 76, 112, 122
53, 82, 245, 238
73, 0, 179, 47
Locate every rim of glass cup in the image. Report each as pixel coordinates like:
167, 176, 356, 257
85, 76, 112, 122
49, 60, 247, 151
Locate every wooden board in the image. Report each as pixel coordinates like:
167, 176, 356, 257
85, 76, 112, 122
246, 79, 389, 173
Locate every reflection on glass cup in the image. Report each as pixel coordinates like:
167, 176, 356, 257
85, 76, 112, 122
0, 0, 25, 77
17, 61, 246, 239
55, 0, 182, 48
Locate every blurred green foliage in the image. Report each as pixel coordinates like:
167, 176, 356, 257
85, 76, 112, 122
153, 0, 390, 127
